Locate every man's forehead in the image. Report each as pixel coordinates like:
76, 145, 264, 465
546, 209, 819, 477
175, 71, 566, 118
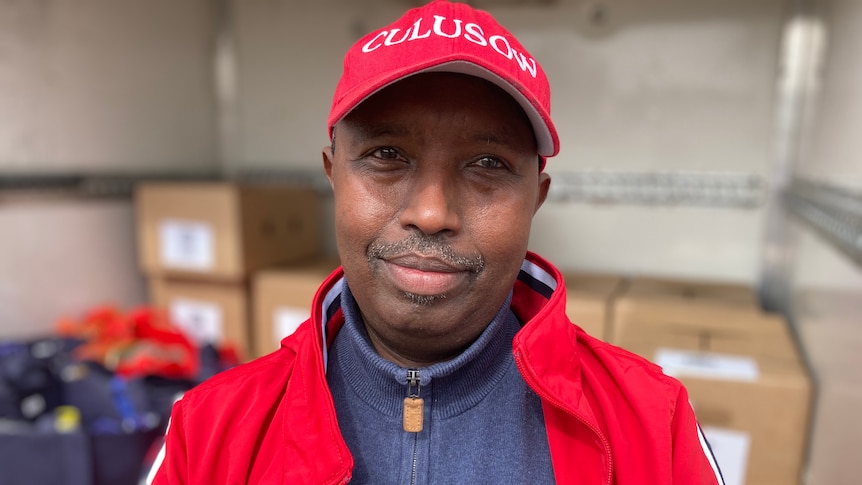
340, 118, 521, 151
341, 121, 410, 141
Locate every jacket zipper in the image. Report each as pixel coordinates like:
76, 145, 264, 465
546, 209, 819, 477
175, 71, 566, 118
407, 369, 421, 485
410, 433, 419, 485
513, 352, 614, 485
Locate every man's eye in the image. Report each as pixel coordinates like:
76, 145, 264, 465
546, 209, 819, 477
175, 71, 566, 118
474, 156, 505, 169
374, 147, 401, 160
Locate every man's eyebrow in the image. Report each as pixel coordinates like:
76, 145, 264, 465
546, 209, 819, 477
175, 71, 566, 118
348, 123, 533, 152
471, 131, 515, 149
472, 130, 540, 154
349, 122, 411, 142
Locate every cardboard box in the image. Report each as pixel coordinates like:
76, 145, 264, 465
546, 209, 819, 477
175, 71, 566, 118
136, 182, 321, 281
149, 277, 253, 361
611, 277, 789, 357
252, 258, 341, 358
614, 301, 798, 361
614, 311, 811, 485
562, 273, 624, 340
626, 276, 760, 308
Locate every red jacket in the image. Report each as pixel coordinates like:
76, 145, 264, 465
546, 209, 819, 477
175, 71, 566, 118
149, 253, 724, 484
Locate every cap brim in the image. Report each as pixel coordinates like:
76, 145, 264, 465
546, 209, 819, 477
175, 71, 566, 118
330, 60, 558, 158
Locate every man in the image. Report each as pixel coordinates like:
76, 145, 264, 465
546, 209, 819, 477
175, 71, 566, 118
149, 1, 724, 483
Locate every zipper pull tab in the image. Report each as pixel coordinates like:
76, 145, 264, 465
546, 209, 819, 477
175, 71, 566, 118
403, 369, 423, 433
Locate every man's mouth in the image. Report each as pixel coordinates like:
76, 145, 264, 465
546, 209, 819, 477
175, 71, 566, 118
382, 254, 469, 297
366, 235, 485, 298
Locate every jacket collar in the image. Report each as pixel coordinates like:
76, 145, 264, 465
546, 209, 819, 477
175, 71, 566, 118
300, 252, 588, 411
284, 252, 597, 462
510, 254, 590, 416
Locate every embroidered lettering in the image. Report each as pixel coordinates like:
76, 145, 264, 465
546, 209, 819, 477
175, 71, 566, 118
464, 22, 487, 46
409, 17, 432, 40
489, 35, 513, 60
513, 50, 537, 77
362, 30, 388, 52
360, 16, 538, 79
384, 28, 412, 46
432, 15, 462, 38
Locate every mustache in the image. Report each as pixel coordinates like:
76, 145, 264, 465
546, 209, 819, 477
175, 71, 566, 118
367, 234, 485, 273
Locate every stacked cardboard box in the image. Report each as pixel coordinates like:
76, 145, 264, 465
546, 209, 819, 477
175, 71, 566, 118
611, 277, 811, 485
252, 257, 341, 358
135, 182, 322, 361
561, 272, 625, 340
794, 290, 862, 485
147, 277, 253, 359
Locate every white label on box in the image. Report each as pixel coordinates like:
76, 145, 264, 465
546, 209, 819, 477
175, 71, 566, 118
655, 348, 759, 382
274, 307, 309, 342
702, 426, 750, 485
159, 219, 214, 270
170, 299, 223, 345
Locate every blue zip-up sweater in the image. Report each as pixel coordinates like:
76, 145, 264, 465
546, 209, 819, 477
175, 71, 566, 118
326, 282, 556, 484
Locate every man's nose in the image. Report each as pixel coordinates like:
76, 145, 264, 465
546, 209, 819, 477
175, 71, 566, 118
398, 171, 462, 236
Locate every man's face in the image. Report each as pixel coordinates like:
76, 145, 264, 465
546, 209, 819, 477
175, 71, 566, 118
323, 72, 550, 366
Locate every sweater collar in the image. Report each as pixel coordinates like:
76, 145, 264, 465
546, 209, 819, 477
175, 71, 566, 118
329, 281, 520, 419
303, 253, 588, 420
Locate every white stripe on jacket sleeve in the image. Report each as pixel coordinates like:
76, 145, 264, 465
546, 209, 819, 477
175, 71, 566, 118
696, 421, 726, 485
145, 418, 170, 484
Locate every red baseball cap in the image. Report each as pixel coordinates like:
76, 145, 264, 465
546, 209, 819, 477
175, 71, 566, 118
327, 0, 560, 162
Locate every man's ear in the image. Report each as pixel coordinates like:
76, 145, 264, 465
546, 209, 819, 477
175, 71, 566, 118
322, 146, 334, 188
534, 172, 551, 215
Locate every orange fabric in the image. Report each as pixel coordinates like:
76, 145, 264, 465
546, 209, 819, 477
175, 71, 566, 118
56, 306, 198, 379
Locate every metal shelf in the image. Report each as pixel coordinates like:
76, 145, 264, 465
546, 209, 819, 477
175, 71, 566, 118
1, 169, 769, 208
1, 169, 773, 209
547, 170, 766, 208
0, 174, 221, 200
0, 171, 329, 201
785, 178, 862, 268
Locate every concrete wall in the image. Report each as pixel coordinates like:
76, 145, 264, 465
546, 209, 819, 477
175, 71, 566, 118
0, 199, 147, 339
1, 0, 861, 338
796, 0, 862, 188
791, 0, 862, 293
228, 0, 784, 282
0, 0, 217, 338
0, 0, 217, 173
521, 0, 783, 280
